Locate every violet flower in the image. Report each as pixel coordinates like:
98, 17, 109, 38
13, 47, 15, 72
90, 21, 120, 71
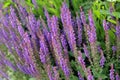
109, 64, 115, 80
99, 49, 106, 68
87, 68, 94, 80
76, 14, 83, 47
80, 6, 86, 26
50, 15, 70, 78
78, 51, 86, 70
83, 44, 90, 58
78, 71, 84, 80
61, 2, 77, 57
115, 73, 120, 80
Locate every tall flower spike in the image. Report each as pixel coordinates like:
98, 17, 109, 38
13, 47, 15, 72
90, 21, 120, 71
80, 6, 86, 26
103, 20, 110, 59
78, 51, 86, 71
44, 8, 51, 30
99, 49, 106, 68
78, 71, 84, 80
115, 73, 120, 80
0, 70, 9, 80
53, 67, 59, 80
61, 2, 77, 59
9, 6, 17, 28
76, 13, 83, 47
60, 31, 68, 50
109, 64, 115, 80
46, 65, 53, 80
87, 68, 94, 80
83, 44, 90, 58
116, 22, 120, 58
50, 15, 70, 78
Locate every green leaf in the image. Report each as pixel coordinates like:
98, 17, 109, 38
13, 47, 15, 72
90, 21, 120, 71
112, 12, 120, 19
100, 10, 111, 15
107, 19, 116, 24
29, 78, 36, 80
70, 75, 79, 80
3, 2, 11, 8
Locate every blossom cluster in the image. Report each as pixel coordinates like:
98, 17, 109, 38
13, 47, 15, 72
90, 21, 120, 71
0, 1, 120, 80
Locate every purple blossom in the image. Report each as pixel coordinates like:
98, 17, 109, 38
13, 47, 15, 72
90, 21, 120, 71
80, 7, 86, 25
87, 68, 94, 80
78, 51, 86, 70
116, 25, 120, 38
100, 55, 106, 68
115, 73, 120, 80
76, 14, 83, 47
32, 0, 37, 8
88, 10, 97, 43
47, 65, 54, 80
53, 67, 59, 80
103, 20, 109, 31
60, 31, 68, 50
17, 21, 25, 37
0, 70, 9, 79
99, 49, 106, 67
78, 71, 84, 80
19, 5, 28, 17
50, 15, 70, 78
61, 2, 77, 53
9, 6, 17, 28
83, 44, 90, 58
44, 8, 51, 30
0, 51, 17, 71
60, 58, 70, 77
110, 64, 115, 80
112, 46, 117, 53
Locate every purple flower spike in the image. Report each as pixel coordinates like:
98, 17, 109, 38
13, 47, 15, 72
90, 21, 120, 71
76, 14, 83, 47
110, 64, 115, 80
78, 71, 84, 80
80, 6, 86, 25
100, 49, 106, 68
47, 65, 53, 80
60, 31, 68, 50
115, 73, 120, 80
39, 48, 46, 64
61, 2, 77, 54
78, 51, 86, 70
112, 46, 117, 53
0, 70, 9, 80
9, 6, 17, 28
87, 68, 94, 80
88, 10, 97, 43
83, 44, 90, 58
53, 67, 59, 80
116, 25, 120, 38
103, 20, 109, 31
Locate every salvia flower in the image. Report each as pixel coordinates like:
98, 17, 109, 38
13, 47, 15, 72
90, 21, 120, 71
103, 20, 109, 31
115, 73, 120, 80
53, 67, 59, 80
80, 6, 86, 25
109, 64, 115, 80
112, 46, 117, 53
87, 68, 94, 80
83, 44, 90, 58
78, 51, 86, 70
76, 14, 83, 47
0, 70, 9, 80
100, 49, 106, 68
116, 25, 120, 38
78, 71, 84, 80
61, 2, 76, 51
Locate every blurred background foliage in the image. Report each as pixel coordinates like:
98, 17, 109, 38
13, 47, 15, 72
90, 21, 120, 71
0, 0, 120, 80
